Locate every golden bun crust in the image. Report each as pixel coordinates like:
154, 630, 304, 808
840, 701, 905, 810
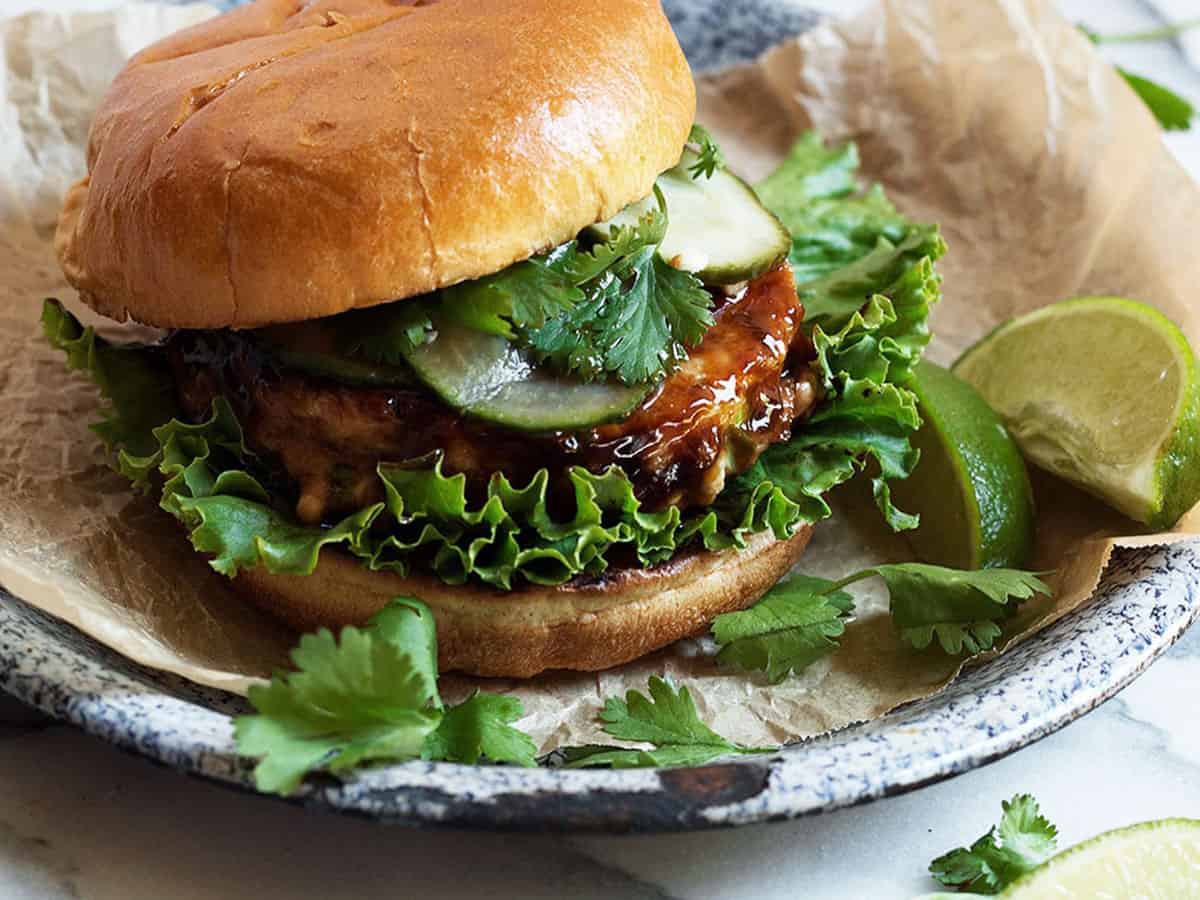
236, 528, 812, 677
56, 0, 695, 329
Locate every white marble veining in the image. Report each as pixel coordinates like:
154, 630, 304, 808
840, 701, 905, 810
1, 1, 1198, 898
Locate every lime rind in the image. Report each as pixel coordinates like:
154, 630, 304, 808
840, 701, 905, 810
1152, 348, 1200, 529
893, 360, 1035, 569
1000, 817, 1200, 897
953, 297, 1200, 529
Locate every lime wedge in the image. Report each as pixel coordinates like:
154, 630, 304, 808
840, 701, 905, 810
953, 297, 1200, 530
1001, 818, 1200, 898
890, 360, 1035, 569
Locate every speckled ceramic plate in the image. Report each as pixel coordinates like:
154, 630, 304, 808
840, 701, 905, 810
1, 0, 1199, 833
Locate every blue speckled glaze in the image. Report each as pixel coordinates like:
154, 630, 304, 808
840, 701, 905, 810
1, 0, 1198, 831
1, 544, 1197, 830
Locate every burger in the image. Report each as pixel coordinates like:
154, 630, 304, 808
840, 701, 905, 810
44, 0, 938, 677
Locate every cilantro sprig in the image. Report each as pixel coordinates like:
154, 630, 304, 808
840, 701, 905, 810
930, 794, 1059, 894
710, 564, 1051, 683
440, 202, 712, 385
235, 598, 536, 795
421, 691, 538, 767
439, 241, 589, 340
338, 301, 435, 365
838, 564, 1052, 655
562, 677, 775, 768
1115, 70, 1195, 132
525, 205, 715, 385
686, 123, 726, 180
1081, 20, 1198, 131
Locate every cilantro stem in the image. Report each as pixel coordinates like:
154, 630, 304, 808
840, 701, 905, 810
823, 569, 877, 594
1088, 17, 1200, 45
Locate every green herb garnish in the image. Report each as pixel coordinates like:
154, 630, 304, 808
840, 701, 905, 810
1081, 21, 1198, 131
686, 123, 726, 179
562, 676, 774, 768
930, 794, 1059, 894
711, 564, 1050, 682
711, 574, 854, 683
234, 598, 536, 795
523, 206, 715, 385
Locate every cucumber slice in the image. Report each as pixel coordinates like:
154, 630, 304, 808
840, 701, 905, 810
588, 149, 791, 285
403, 322, 652, 431
267, 346, 416, 387
256, 322, 416, 387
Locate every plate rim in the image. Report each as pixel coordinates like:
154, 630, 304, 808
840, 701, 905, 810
0, 541, 1196, 832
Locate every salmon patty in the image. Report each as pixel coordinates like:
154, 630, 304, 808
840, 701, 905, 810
168, 265, 820, 524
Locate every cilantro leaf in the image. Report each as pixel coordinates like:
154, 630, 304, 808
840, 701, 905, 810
1079, 23, 1197, 132
998, 794, 1059, 862
234, 598, 442, 795
842, 564, 1051, 655
433, 205, 710, 386
562, 677, 775, 768
930, 794, 1059, 894
338, 301, 435, 365
440, 247, 584, 339
565, 204, 669, 283
712, 574, 854, 683
422, 691, 538, 767
686, 123, 726, 180
717, 563, 1049, 682
1117, 69, 1195, 132
236, 598, 540, 793
526, 213, 713, 385
902, 621, 1006, 656
600, 676, 731, 746
597, 248, 715, 384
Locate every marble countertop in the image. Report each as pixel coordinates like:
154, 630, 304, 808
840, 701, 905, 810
2, 1, 1199, 898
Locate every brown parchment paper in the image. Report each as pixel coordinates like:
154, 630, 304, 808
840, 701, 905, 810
1, 0, 1198, 752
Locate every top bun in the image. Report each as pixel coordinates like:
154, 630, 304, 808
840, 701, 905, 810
56, 0, 695, 329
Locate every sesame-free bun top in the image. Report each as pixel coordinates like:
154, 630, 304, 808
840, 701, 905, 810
55, 0, 695, 329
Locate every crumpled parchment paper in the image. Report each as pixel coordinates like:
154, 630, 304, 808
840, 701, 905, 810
0, 0, 1197, 751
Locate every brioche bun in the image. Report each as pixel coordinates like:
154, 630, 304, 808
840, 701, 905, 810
236, 527, 813, 677
55, 0, 695, 329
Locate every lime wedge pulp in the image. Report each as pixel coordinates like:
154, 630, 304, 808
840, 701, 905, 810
1001, 818, 1200, 898
953, 297, 1200, 530
890, 360, 1035, 569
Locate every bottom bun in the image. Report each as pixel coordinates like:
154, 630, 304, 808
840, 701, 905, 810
235, 527, 813, 678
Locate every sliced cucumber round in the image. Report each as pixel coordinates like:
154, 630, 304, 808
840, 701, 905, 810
255, 322, 416, 387
267, 346, 417, 387
402, 322, 652, 431
587, 149, 791, 285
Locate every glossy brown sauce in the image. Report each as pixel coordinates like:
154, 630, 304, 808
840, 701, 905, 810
170, 264, 820, 524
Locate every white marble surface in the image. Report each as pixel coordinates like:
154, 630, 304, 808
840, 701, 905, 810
1, 1, 1199, 898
